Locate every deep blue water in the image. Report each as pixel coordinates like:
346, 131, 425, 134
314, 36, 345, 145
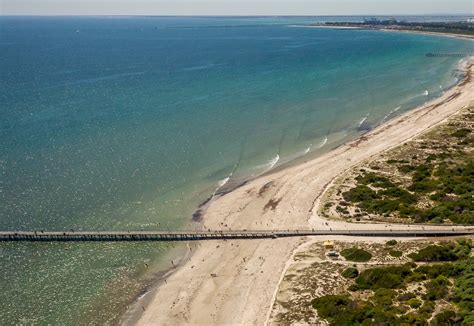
0, 16, 472, 324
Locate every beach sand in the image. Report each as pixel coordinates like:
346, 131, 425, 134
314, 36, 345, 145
130, 60, 473, 326
380, 28, 474, 40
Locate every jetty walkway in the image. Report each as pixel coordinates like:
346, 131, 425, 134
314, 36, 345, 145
1, 228, 473, 242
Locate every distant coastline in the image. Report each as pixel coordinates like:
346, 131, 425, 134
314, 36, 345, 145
304, 18, 474, 40
306, 24, 474, 41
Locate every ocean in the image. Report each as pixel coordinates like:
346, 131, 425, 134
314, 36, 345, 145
0, 16, 472, 324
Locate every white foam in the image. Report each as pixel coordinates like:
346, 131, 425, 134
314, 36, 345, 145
265, 154, 280, 172
303, 144, 312, 154
359, 114, 369, 127
318, 136, 328, 148
218, 176, 231, 188
253, 154, 280, 175
136, 290, 150, 301
212, 173, 233, 195
424, 90, 429, 96
182, 63, 224, 71
382, 106, 401, 122
284, 42, 323, 49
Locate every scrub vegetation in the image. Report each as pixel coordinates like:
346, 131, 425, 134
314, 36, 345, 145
340, 247, 372, 262
322, 105, 474, 225
312, 240, 473, 325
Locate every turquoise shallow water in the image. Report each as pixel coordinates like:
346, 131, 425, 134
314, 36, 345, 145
0, 16, 473, 324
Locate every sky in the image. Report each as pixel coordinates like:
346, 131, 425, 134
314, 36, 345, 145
0, 0, 472, 16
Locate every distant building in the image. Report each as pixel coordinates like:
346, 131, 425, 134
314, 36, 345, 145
468, 18, 474, 23
387, 17, 398, 25
364, 17, 380, 24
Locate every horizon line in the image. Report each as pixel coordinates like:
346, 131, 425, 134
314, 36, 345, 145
1, 13, 472, 17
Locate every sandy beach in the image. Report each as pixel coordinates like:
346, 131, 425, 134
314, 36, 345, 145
301, 24, 474, 40
380, 28, 474, 40
129, 57, 473, 326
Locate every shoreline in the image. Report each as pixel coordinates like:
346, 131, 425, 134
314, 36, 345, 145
379, 28, 474, 40
301, 23, 474, 41
119, 241, 196, 325
126, 47, 473, 325
129, 60, 473, 325
195, 26, 472, 209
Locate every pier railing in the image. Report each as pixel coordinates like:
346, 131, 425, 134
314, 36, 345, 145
0, 229, 473, 242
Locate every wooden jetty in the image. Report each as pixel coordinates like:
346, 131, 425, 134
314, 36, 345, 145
0, 228, 473, 242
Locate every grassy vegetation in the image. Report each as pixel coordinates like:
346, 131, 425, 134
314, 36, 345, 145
339, 108, 473, 224
340, 247, 372, 262
312, 240, 474, 325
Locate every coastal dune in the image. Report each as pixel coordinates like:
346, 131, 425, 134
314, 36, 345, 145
132, 62, 473, 326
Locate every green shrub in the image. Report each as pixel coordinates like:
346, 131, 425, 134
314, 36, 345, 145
335, 205, 349, 215
415, 263, 460, 279
311, 294, 397, 325
425, 275, 450, 300
398, 164, 416, 173
393, 305, 410, 315
355, 173, 395, 188
451, 128, 471, 138
462, 314, 474, 326
408, 178, 438, 193
407, 298, 422, 309
355, 265, 412, 290
373, 288, 396, 306
340, 248, 372, 262
380, 186, 417, 204
386, 239, 397, 246
397, 292, 416, 301
323, 202, 333, 210
412, 164, 432, 181
311, 295, 374, 325
398, 312, 429, 325
408, 245, 458, 262
453, 258, 474, 314
348, 284, 359, 292
453, 239, 472, 259
341, 267, 359, 279
342, 185, 378, 203
418, 300, 435, 316
431, 310, 460, 326
389, 250, 403, 258
311, 294, 350, 318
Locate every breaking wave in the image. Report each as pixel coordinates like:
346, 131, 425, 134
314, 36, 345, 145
382, 106, 401, 123
359, 114, 369, 127
264, 154, 280, 172
318, 136, 328, 148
